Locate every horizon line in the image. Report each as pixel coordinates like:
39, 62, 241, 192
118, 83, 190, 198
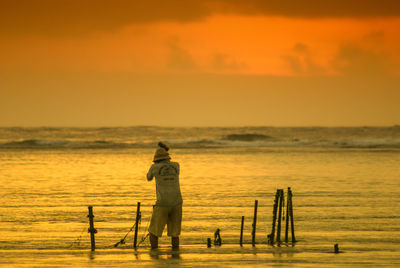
0, 124, 399, 128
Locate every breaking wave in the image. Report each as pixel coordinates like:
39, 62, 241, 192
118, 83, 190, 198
1, 139, 131, 149
1, 126, 400, 149
223, 133, 275, 141
1, 137, 400, 149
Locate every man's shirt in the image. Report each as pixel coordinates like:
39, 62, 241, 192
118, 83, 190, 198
147, 160, 182, 206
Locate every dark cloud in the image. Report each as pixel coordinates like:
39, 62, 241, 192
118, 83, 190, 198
1, 0, 400, 36
214, 0, 400, 18
0, 0, 209, 36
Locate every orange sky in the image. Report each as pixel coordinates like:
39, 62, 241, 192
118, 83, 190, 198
1, 0, 400, 126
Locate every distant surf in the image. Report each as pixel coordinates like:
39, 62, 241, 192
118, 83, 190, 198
0, 126, 399, 149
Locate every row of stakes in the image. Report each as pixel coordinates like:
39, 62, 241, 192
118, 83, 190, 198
85, 188, 295, 251
207, 187, 296, 247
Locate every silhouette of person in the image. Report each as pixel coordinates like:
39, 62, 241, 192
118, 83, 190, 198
147, 142, 182, 250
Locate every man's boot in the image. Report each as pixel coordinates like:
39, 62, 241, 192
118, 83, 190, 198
171, 236, 179, 250
150, 233, 158, 249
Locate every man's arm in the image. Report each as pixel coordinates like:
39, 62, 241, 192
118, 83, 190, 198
147, 165, 154, 181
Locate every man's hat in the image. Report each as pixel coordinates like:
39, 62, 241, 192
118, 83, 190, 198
153, 142, 171, 162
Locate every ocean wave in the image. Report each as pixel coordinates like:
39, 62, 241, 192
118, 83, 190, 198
1, 138, 400, 149
222, 133, 275, 141
0, 139, 131, 149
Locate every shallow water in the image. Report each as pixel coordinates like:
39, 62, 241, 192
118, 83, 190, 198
1, 145, 400, 267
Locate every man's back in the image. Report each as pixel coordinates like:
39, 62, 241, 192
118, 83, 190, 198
147, 160, 182, 207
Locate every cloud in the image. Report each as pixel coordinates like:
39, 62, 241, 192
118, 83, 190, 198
1, 0, 400, 36
0, 0, 209, 36
166, 38, 197, 70
282, 43, 325, 75
332, 42, 394, 77
213, 0, 400, 18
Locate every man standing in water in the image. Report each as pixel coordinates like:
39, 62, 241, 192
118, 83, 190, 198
147, 142, 182, 250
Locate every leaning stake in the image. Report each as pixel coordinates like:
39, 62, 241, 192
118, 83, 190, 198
133, 202, 141, 249
269, 190, 279, 244
252, 200, 258, 247
240, 216, 244, 246
87, 206, 97, 251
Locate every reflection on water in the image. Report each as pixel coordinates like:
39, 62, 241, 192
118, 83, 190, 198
0, 147, 400, 267
149, 249, 181, 261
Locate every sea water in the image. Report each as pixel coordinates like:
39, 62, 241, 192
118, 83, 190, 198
0, 127, 399, 267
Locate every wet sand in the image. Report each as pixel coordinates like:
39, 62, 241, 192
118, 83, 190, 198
1, 244, 399, 267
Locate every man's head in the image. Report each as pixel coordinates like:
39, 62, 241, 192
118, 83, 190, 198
153, 142, 171, 162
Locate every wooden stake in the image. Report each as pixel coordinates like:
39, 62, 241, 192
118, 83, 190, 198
268, 190, 279, 244
87, 206, 97, 251
277, 189, 284, 243
133, 202, 141, 249
252, 200, 258, 247
288, 188, 296, 243
240, 216, 244, 246
285, 188, 290, 242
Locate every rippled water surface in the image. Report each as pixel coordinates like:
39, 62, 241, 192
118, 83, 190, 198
1, 145, 400, 267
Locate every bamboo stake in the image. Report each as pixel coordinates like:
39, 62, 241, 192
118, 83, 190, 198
277, 189, 284, 243
87, 206, 97, 251
133, 202, 141, 249
269, 190, 279, 244
240, 216, 244, 246
252, 200, 258, 247
288, 187, 296, 243
285, 188, 290, 242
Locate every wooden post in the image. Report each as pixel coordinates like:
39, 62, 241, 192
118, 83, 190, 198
269, 190, 279, 244
87, 206, 97, 251
285, 188, 290, 242
277, 189, 284, 243
133, 202, 141, 249
288, 187, 296, 243
240, 216, 244, 246
252, 200, 258, 247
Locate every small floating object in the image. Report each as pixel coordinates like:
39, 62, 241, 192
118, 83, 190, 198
214, 229, 222, 246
